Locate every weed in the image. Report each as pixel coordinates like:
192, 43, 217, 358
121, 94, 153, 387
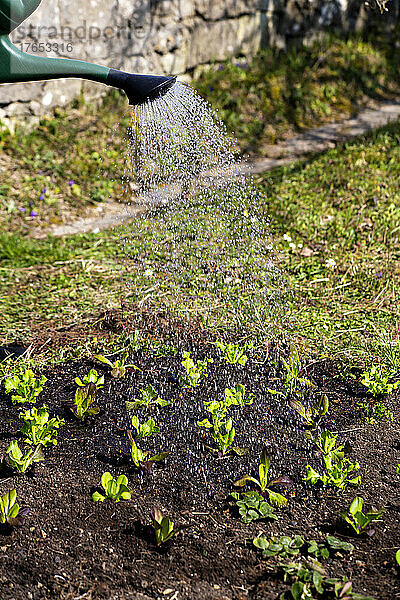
360, 364, 400, 397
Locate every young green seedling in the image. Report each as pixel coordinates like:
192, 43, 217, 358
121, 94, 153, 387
290, 394, 329, 430
179, 352, 213, 388
360, 364, 400, 397
4, 369, 47, 404
267, 347, 314, 400
230, 491, 278, 524
151, 507, 183, 545
126, 384, 173, 410
224, 384, 255, 407
94, 352, 141, 378
198, 399, 245, 456
131, 416, 160, 439
234, 447, 292, 506
5, 441, 44, 473
127, 431, 169, 472
70, 383, 99, 420
340, 497, 384, 536
92, 472, 131, 503
19, 405, 64, 446
75, 368, 104, 389
253, 534, 353, 560
304, 430, 361, 490
214, 340, 253, 366
0, 489, 29, 526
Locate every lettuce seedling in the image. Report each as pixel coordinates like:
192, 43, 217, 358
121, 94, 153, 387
6, 441, 44, 473
94, 352, 141, 378
126, 384, 173, 410
198, 400, 235, 456
340, 497, 384, 536
224, 384, 255, 407
360, 364, 400, 397
290, 394, 329, 430
0, 489, 29, 526
92, 472, 131, 503
131, 416, 160, 439
267, 347, 313, 400
4, 369, 47, 404
230, 491, 278, 524
151, 507, 183, 545
304, 430, 361, 490
19, 405, 64, 446
357, 399, 393, 423
75, 369, 104, 389
70, 383, 99, 420
396, 549, 400, 567
214, 340, 254, 366
234, 447, 292, 506
127, 431, 169, 472
179, 352, 213, 388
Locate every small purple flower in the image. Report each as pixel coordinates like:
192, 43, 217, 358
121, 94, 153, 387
30, 210, 38, 217
41, 187, 47, 194
19, 207, 26, 212
68, 179, 75, 187
28, 201, 33, 207
209, 85, 214, 92
377, 271, 382, 280
39, 194, 45, 201
218, 65, 223, 71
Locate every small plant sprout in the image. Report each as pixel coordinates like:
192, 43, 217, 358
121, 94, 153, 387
151, 507, 183, 545
92, 472, 131, 503
5, 441, 44, 473
267, 347, 313, 400
19, 405, 65, 446
234, 447, 292, 506
127, 431, 169, 472
131, 416, 160, 439
224, 384, 255, 407
214, 340, 254, 365
230, 491, 278, 524
179, 352, 213, 388
71, 383, 99, 420
304, 430, 361, 490
126, 384, 173, 410
357, 399, 393, 423
290, 394, 329, 430
198, 399, 244, 456
0, 489, 29, 526
396, 549, 400, 567
340, 497, 384, 536
253, 534, 353, 559
4, 369, 47, 404
75, 368, 104, 389
94, 352, 141, 378
360, 364, 400, 397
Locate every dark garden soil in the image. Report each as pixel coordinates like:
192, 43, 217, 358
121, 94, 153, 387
0, 326, 399, 600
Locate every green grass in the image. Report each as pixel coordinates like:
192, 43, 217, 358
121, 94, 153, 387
194, 33, 400, 152
1, 123, 399, 369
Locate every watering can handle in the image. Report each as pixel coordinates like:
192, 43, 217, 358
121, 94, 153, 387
0, 0, 41, 34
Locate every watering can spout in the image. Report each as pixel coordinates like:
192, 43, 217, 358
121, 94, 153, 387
0, 0, 176, 105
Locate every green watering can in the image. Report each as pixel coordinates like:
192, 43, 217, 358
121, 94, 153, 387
0, 0, 176, 104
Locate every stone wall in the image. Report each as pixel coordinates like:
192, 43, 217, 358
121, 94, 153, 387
0, 0, 394, 122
